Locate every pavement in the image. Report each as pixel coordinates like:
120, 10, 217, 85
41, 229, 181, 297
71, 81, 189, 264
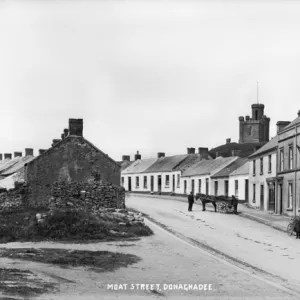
127, 193, 291, 233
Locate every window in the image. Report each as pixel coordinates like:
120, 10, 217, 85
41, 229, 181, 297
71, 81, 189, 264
279, 149, 284, 171
288, 182, 293, 209
268, 155, 272, 173
225, 180, 229, 197
249, 126, 253, 136
121, 177, 124, 186
289, 146, 293, 170
253, 160, 256, 175
143, 176, 147, 188
214, 181, 218, 196
191, 180, 195, 194
260, 157, 263, 174
253, 184, 256, 202
136, 176, 139, 188
198, 179, 201, 193
177, 174, 180, 187
165, 175, 170, 186
184, 180, 187, 194
235, 180, 239, 197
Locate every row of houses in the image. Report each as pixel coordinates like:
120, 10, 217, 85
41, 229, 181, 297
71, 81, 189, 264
120, 104, 300, 217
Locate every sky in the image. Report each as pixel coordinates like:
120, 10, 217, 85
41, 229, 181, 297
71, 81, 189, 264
1, 0, 300, 161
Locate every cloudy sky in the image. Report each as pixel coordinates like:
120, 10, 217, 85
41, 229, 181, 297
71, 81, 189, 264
1, 0, 300, 161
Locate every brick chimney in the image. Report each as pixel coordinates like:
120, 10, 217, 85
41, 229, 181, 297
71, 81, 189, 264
298, 110, 300, 117
187, 148, 195, 154
253, 146, 262, 153
25, 148, 34, 156
198, 147, 209, 159
276, 121, 291, 134
157, 152, 165, 158
69, 119, 83, 136
134, 151, 141, 160
14, 152, 22, 158
232, 150, 242, 157
0, 154, 2, 160
64, 128, 69, 138
39, 149, 46, 155
4, 153, 12, 160
51, 139, 61, 147
226, 138, 231, 144
122, 155, 130, 161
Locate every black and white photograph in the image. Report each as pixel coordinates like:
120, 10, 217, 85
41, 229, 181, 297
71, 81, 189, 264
1, 1, 300, 299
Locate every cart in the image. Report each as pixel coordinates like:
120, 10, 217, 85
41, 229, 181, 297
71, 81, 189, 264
196, 193, 235, 214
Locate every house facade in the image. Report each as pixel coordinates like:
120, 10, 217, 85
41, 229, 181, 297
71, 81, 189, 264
248, 136, 278, 212
25, 119, 120, 206
228, 161, 249, 201
276, 113, 300, 216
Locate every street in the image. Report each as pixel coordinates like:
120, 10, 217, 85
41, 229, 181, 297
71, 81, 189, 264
127, 194, 300, 296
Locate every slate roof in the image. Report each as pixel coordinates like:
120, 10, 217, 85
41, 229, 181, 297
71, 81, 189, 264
211, 158, 248, 178
0, 157, 22, 173
248, 136, 278, 159
209, 142, 263, 159
182, 157, 238, 177
173, 154, 212, 173
117, 160, 134, 171
1, 156, 35, 176
229, 161, 249, 176
280, 116, 300, 131
122, 158, 158, 174
142, 154, 189, 173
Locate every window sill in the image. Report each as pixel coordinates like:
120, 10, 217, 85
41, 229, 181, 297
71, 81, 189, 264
286, 208, 293, 211
135, 187, 139, 189
260, 173, 263, 175
268, 171, 272, 174
165, 185, 170, 188
253, 174, 256, 177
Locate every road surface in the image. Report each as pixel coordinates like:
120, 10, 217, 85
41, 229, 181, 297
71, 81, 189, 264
127, 194, 300, 296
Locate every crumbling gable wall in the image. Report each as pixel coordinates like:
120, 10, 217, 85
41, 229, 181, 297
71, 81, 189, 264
25, 136, 120, 206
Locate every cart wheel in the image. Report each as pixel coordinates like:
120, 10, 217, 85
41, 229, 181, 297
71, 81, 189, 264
227, 205, 234, 213
287, 224, 294, 236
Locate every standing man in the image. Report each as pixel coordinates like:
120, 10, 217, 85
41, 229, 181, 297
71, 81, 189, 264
231, 195, 238, 214
188, 191, 194, 212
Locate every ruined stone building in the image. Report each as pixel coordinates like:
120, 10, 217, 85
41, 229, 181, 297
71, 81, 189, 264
25, 119, 121, 206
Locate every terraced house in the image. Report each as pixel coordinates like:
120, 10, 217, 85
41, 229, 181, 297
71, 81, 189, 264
277, 112, 300, 216
229, 161, 249, 201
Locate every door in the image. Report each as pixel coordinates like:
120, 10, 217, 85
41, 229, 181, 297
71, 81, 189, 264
260, 184, 264, 210
172, 175, 175, 192
158, 175, 162, 193
279, 184, 283, 215
128, 177, 132, 192
214, 181, 218, 196
245, 179, 249, 202
206, 179, 209, 195
150, 176, 154, 192
268, 184, 275, 212
184, 180, 187, 194
225, 180, 229, 197
191, 179, 195, 195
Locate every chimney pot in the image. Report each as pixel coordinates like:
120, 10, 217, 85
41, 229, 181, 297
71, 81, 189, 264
69, 119, 83, 136
25, 148, 34, 156
52, 139, 62, 147
39, 149, 46, 155
190, 148, 195, 154
226, 138, 231, 144
4, 153, 12, 160
63, 128, 69, 138
14, 152, 22, 158
198, 147, 209, 159
0, 154, 2, 160
122, 155, 130, 161
157, 152, 165, 158
134, 151, 141, 160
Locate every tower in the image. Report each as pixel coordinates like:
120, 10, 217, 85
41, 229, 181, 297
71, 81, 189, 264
238, 104, 270, 143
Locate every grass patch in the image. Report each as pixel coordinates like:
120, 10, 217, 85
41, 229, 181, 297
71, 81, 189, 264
0, 248, 141, 272
0, 268, 55, 297
0, 208, 153, 243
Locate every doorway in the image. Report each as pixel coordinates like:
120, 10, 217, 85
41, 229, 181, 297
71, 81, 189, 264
150, 176, 154, 192
184, 180, 187, 194
279, 184, 283, 214
260, 184, 264, 210
158, 175, 162, 193
205, 179, 209, 195
128, 177, 132, 192
172, 175, 175, 192
268, 183, 275, 212
225, 180, 229, 197
245, 179, 249, 202
191, 179, 195, 195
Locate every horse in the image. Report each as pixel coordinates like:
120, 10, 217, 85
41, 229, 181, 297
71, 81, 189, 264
195, 193, 217, 212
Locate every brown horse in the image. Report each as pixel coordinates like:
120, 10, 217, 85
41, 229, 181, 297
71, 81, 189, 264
195, 193, 217, 212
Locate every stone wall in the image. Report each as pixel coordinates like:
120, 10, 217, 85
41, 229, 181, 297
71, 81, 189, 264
48, 180, 125, 211
0, 184, 27, 211
25, 136, 121, 206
